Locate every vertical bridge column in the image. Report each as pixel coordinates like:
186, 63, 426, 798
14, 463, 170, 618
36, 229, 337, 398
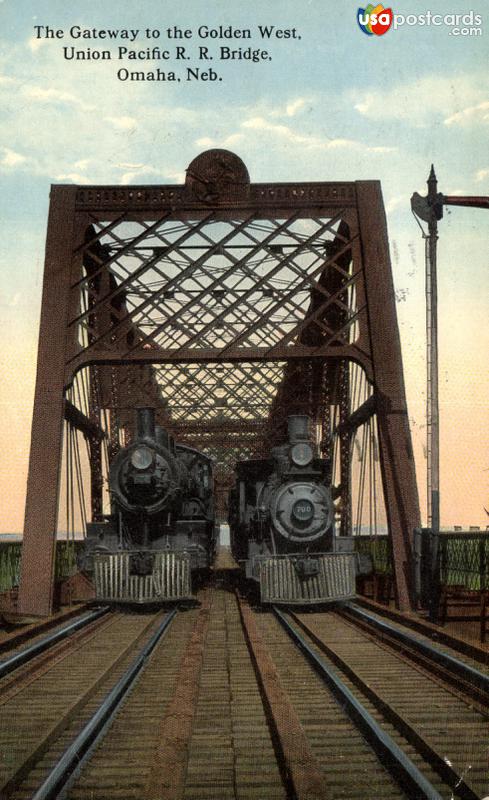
356, 181, 421, 611
18, 186, 79, 617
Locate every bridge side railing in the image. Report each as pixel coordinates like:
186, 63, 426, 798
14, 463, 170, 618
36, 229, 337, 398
0, 541, 80, 594
353, 535, 393, 603
414, 528, 489, 626
354, 535, 392, 576
356, 530, 489, 620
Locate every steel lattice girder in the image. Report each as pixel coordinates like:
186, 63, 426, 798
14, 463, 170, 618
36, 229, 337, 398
18, 149, 420, 616
67, 211, 369, 374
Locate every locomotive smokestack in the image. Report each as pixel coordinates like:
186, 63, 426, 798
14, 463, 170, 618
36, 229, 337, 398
287, 415, 310, 443
136, 407, 156, 441
155, 425, 170, 450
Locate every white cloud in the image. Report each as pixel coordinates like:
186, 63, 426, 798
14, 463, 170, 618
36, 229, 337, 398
165, 171, 185, 183
1, 148, 27, 167
105, 115, 137, 131
195, 137, 214, 147
195, 133, 244, 149
444, 100, 489, 127
285, 98, 306, 117
241, 117, 395, 153
475, 168, 489, 183
115, 162, 145, 170
0, 291, 22, 308
21, 85, 94, 111
386, 195, 406, 214
53, 160, 99, 182
118, 164, 161, 185
352, 74, 487, 126
27, 36, 48, 53
0, 56, 201, 184
264, 97, 311, 119
120, 173, 142, 185
242, 116, 324, 145
54, 172, 92, 184
368, 145, 396, 153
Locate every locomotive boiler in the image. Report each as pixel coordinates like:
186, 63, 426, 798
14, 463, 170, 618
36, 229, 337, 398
229, 415, 358, 604
80, 407, 217, 603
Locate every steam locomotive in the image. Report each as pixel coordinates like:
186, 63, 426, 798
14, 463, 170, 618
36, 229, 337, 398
229, 415, 358, 604
80, 407, 217, 603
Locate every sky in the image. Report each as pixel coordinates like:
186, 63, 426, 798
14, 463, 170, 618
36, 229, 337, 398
0, 0, 488, 532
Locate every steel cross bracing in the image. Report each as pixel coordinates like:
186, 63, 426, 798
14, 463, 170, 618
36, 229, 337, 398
18, 149, 420, 616
68, 214, 369, 368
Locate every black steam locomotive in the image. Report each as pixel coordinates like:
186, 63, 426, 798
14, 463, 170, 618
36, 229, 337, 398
229, 415, 358, 604
81, 407, 217, 603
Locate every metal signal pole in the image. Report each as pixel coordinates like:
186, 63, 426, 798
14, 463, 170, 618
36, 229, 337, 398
426, 166, 440, 535
412, 171, 488, 619
411, 167, 443, 620
411, 166, 443, 533
412, 175, 489, 532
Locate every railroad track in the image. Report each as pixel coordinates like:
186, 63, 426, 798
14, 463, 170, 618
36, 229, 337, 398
340, 602, 489, 704
0, 607, 110, 689
61, 584, 443, 799
62, 585, 284, 800
3, 585, 488, 799
0, 607, 183, 799
0, 605, 95, 657
354, 597, 489, 668
0, 606, 108, 665
275, 603, 489, 799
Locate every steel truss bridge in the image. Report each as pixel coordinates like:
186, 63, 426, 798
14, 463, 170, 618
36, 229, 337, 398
18, 149, 420, 616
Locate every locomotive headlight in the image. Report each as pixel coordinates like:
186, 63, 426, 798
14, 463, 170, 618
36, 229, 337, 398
130, 445, 153, 471
290, 442, 313, 467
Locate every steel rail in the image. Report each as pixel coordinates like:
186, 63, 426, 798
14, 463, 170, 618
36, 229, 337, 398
0, 605, 96, 656
31, 608, 177, 800
288, 610, 479, 800
354, 597, 489, 664
344, 603, 489, 696
273, 606, 443, 800
0, 606, 109, 679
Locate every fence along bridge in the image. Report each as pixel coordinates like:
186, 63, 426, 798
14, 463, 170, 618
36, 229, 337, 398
18, 148, 420, 616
